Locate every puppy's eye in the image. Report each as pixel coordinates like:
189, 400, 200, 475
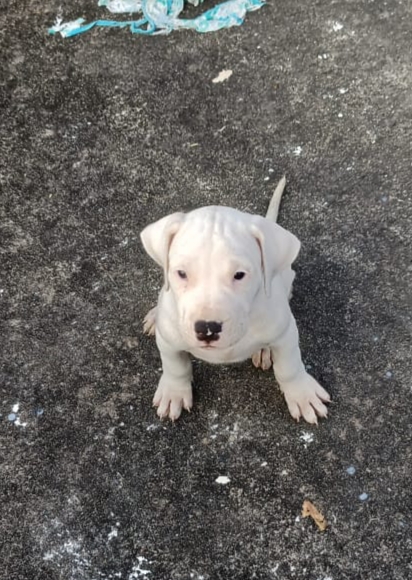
177, 270, 187, 280
234, 271, 246, 281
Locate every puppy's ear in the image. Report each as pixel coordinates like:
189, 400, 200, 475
251, 217, 301, 297
140, 213, 185, 290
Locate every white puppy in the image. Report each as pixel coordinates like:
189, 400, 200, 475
140, 177, 330, 424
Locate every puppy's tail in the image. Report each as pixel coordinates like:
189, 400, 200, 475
265, 175, 286, 223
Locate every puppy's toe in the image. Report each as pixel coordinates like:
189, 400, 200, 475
285, 399, 301, 422
299, 403, 319, 425
315, 384, 331, 403
168, 399, 183, 422
252, 348, 273, 371
156, 405, 170, 420
143, 306, 157, 335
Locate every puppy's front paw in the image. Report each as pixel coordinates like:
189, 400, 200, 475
252, 348, 273, 371
153, 377, 193, 421
143, 306, 157, 336
281, 373, 331, 425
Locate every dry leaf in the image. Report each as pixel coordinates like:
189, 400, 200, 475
301, 499, 328, 531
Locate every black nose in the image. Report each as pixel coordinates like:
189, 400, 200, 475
194, 320, 222, 343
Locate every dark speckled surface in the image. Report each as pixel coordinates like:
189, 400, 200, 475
1, 0, 411, 578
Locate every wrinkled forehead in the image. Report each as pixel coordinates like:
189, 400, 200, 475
170, 206, 259, 262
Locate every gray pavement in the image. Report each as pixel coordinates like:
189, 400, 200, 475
1, 0, 412, 578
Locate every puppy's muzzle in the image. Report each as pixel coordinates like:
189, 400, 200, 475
194, 320, 222, 343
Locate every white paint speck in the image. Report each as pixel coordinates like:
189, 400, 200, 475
264, 176, 270, 181
108, 527, 118, 540
12, 403, 19, 413
63, 540, 81, 554
300, 432, 314, 444
292, 146, 302, 156
212, 69, 233, 84
261, 461, 268, 467
215, 476, 230, 485
129, 557, 152, 578
337, 112, 343, 118
14, 417, 27, 428
359, 492, 369, 501
281, 469, 288, 476
339, 88, 348, 94
332, 21, 343, 31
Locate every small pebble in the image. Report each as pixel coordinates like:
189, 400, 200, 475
346, 466, 356, 475
359, 492, 369, 501
8, 413, 17, 422
385, 370, 393, 378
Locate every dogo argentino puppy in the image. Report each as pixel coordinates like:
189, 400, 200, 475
140, 177, 331, 424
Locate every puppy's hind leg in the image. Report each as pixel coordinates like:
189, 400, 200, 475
143, 306, 157, 336
252, 348, 273, 371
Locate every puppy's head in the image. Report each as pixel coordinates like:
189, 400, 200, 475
141, 206, 299, 349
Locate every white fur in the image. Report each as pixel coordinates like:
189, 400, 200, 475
141, 177, 330, 423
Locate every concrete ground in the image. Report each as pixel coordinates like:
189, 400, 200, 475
1, 0, 411, 578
